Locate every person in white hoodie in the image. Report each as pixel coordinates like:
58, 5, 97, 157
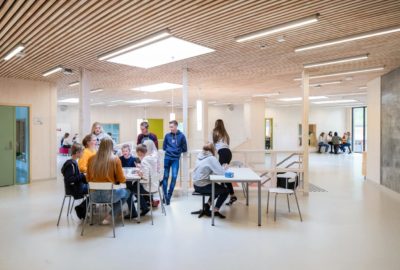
91, 122, 114, 150
193, 143, 229, 219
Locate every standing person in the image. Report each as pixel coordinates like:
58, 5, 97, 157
136, 121, 159, 149
212, 119, 236, 205
91, 122, 113, 150
193, 143, 229, 219
61, 143, 88, 219
317, 132, 329, 153
61, 133, 72, 149
327, 131, 334, 153
162, 120, 187, 205
86, 138, 131, 225
78, 134, 97, 173
340, 132, 352, 154
332, 132, 342, 154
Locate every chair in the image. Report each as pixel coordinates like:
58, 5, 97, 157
230, 160, 247, 198
56, 184, 86, 226
266, 172, 303, 222
81, 182, 124, 238
130, 175, 166, 225
191, 191, 211, 218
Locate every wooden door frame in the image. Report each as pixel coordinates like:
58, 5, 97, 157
0, 103, 32, 184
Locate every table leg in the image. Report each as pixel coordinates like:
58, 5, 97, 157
211, 181, 215, 226
246, 182, 249, 206
258, 181, 261, 226
137, 180, 141, 223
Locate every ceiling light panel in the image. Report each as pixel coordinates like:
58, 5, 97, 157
303, 54, 369, 68
90, 88, 104, 93
58, 98, 79, 103
125, 99, 161, 104
42, 66, 64, 76
104, 36, 214, 68
69, 81, 80, 87
3, 44, 25, 60
295, 25, 400, 52
132, 82, 182, 92
313, 99, 358, 105
294, 67, 384, 81
235, 14, 319, 42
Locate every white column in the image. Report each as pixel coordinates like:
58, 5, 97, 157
181, 68, 189, 196
79, 68, 91, 138
302, 70, 310, 195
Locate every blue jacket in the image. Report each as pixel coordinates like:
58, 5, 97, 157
163, 130, 187, 160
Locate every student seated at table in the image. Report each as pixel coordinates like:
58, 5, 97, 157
340, 132, 352, 154
78, 134, 97, 174
86, 138, 132, 225
332, 132, 342, 154
119, 144, 136, 168
317, 132, 329, 153
126, 143, 159, 217
193, 143, 229, 219
61, 143, 88, 219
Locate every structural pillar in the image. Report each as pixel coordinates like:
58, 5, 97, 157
302, 70, 310, 195
181, 68, 190, 196
79, 68, 91, 138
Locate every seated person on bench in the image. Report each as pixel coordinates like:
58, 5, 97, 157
192, 143, 229, 219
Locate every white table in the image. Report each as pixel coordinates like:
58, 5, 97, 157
210, 167, 262, 226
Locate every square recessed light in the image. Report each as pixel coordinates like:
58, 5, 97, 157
105, 36, 214, 68
132, 82, 182, 92
58, 98, 79, 103
125, 99, 161, 104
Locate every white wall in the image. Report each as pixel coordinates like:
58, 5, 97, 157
0, 77, 57, 181
265, 106, 349, 150
366, 77, 381, 184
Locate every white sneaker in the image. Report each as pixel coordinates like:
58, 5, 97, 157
102, 218, 111, 225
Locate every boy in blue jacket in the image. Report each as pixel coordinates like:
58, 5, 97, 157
162, 120, 187, 205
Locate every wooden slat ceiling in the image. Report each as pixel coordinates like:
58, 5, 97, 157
1, 0, 400, 106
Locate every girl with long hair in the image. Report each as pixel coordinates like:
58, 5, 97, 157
87, 138, 131, 224
212, 119, 237, 205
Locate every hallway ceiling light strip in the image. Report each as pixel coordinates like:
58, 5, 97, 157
309, 80, 342, 87
125, 99, 161, 104
132, 82, 182, 92
295, 25, 400, 52
90, 88, 104, 93
303, 54, 369, 68
294, 67, 384, 81
3, 44, 25, 60
326, 92, 366, 97
313, 99, 357, 104
235, 14, 319, 42
42, 66, 64, 77
279, 96, 328, 102
98, 30, 171, 61
58, 98, 79, 103
252, 92, 280, 97
69, 81, 80, 87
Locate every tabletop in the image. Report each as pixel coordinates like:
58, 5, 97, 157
210, 167, 261, 182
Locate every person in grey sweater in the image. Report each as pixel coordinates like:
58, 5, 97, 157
193, 143, 229, 218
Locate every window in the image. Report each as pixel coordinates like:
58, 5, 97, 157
352, 107, 367, 152
101, 123, 120, 144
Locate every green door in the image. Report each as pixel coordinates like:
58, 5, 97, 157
147, 119, 164, 148
0, 106, 15, 186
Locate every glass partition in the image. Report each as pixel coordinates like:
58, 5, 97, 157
15, 107, 29, 184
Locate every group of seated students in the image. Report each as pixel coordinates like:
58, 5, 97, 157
61, 133, 160, 224
61, 118, 239, 223
318, 131, 352, 154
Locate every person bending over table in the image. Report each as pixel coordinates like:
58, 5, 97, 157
193, 143, 229, 219
86, 138, 131, 225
